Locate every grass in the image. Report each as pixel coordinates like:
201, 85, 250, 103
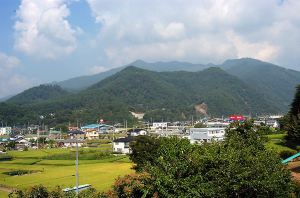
266, 141, 295, 152
1, 162, 134, 192
0, 147, 134, 194
266, 134, 288, 140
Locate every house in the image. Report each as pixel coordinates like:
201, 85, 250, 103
0, 127, 12, 135
49, 130, 62, 140
85, 129, 99, 140
67, 130, 85, 140
113, 136, 134, 153
189, 128, 226, 144
266, 120, 279, 128
152, 122, 168, 130
60, 138, 83, 148
127, 128, 147, 136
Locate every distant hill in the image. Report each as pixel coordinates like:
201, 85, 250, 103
50, 67, 125, 92
7, 84, 70, 106
50, 58, 300, 113
0, 94, 15, 102
220, 58, 300, 112
10, 66, 279, 125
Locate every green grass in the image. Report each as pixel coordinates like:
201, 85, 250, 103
0, 147, 134, 194
0, 190, 10, 197
0, 158, 40, 165
265, 140, 297, 153
266, 134, 288, 140
0, 162, 134, 192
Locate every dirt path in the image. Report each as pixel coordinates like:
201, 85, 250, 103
288, 161, 300, 181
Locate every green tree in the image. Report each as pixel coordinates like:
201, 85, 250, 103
193, 122, 207, 128
283, 85, 300, 141
117, 121, 294, 197
129, 135, 167, 171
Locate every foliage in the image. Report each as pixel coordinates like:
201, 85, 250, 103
121, 120, 295, 197
9, 184, 105, 198
0, 153, 12, 159
7, 84, 69, 106
129, 135, 167, 171
194, 122, 207, 128
281, 85, 300, 141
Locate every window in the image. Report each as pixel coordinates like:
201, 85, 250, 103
115, 142, 119, 145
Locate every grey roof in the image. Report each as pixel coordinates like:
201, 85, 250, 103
113, 136, 134, 143
61, 139, 83, 143
67, 130, 84, 134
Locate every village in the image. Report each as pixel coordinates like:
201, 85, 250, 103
0, 114, 282, 154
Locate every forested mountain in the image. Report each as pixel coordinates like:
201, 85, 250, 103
7, 85, 69, 105
49, 58, 300, 113
220, 58, 300, 112
2, 66, 281, 126
50, 67, 125, 92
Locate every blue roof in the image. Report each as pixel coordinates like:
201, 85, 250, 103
81, 124, 104, 128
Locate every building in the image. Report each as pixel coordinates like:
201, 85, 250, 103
189, 128, 226, 144
67, 130, 85, 140
0, 127, 12, 135
127, 128, 147, 136
266, 120, 279, 128
49, 130, 62, 140
85, 129, 99, 140
113, 136, 134, 153
152, 122, 168, 130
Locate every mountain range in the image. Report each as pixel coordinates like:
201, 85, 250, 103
2, 58, 300, 125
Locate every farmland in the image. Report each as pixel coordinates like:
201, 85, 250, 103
0, 145, 134, 194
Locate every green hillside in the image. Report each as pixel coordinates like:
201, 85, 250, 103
49, 58, 300, 114
7, 85, 70, 106
2, 66, 284, 126
221, 58, 300, 111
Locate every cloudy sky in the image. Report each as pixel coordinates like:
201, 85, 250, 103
0, 0, 300, 98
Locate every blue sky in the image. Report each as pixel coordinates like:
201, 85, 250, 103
0, 0, 300, 98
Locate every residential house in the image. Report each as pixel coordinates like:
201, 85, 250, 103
85, 129, 99, 140
0, 127, 11, 135
127, 128, 147, 136
67, 130, 85, 140
113, 136, 134, 153
49, 130, 62, 140
189, 128, 226, 144
266, 120, 279, 128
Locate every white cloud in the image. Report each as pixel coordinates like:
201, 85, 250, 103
85, 0, 300, 71
88, 66, 108, 74
13, 0, 79, 59
0, 52, 39, 98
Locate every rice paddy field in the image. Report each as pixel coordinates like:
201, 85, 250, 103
0, 146, 134, 195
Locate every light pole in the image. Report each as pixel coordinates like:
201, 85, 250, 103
62, 138, 83, 194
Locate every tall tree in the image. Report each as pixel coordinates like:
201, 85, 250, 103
284, 85, 300, 140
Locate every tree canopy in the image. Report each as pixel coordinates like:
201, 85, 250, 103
114, 120, 294, 197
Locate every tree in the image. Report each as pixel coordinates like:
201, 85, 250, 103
283, 85, 300, 141
129, 135, 167, 171
116, 121, 295, 197
193, 122, 207, 128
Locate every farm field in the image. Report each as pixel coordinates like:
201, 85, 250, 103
0, 147, 134, 194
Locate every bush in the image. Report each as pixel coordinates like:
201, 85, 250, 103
24, 146, 28, 151
280, 150, 297, 159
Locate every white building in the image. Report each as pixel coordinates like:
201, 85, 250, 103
0, 127, 12, 135
189, 128, 226, 144
152, 122, 168, 129
113, 136, 134, 153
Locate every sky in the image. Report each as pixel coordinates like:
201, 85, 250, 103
0, 0, 300, 99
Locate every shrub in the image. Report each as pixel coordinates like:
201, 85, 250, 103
24, 146, 28, 151
280, 150, 297, 159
